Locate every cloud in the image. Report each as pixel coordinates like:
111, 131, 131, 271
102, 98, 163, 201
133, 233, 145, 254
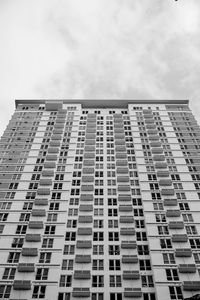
0, 0, 200, 137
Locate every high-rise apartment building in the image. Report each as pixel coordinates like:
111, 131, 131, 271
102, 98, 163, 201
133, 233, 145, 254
0, 99, 199, 300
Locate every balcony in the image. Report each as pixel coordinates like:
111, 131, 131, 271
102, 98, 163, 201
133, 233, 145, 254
123, 271, 140, 280
121, 241, 137, 249
122, 255, 138, 264
75, 255, 91, 263
41, 170, 54, 177
85, 140, 95, 145
117, 176, 129, 183
34, 198, 48, 206
22, 248, 38, 256
115, 146, 126, 152
119, 205, 133, 212
118, 185, 130, 192
32, 209, 46, 217
13, 280, 31, 290
84, 146, 95, 152
49, 141, 60, 147
82, 168, 95, 174
52, 129, 63, 135
118, 195, 132, 202
85, 134, 96, 140
179, 264, 196, 273
144, 114, 153, 119
159, 179, 172, 186
85, 128, 96, 133
124, 288, 142, 298
161, 189, 175, 196
120, 216, 134, 223
166, 210, 180, 217
74, 270, 91, 279
37, 188, 50, 195
116, 160, 128, 166
115, 140, 125, 145
18, 263, 35, 272
157, 170, 169, 177
169, 221, 184, 229
77, 227, 92, 235
51, 134, 62, 140
147, 130, 158, 135
163, 199, 177, 206
83, 160, 95, 166
149, 135, 160, 141
46, 154, 57, 161
47, 147, 59, 153
120, 228, 135, 235
81, 176, 95, 182
172, 234, 188, 243
116, 167, 129, 174
84, 153, 95, 159
150, 141, 162, 147
25, 234, 41, 242
80, 194, 94, 201
152, 148, 163, 154
54, 124, 64, 129
39, 179, 52, 186
146, 124, 156, 129
183, 281, 200, 291
81, 185, 94, 192
78, 216, 93, 223
175, 248, 192, 257
76, 240, 92, 249
43, 161, 56, 169
28, 221, 43, 229
155, 162, 168, 169
72, 288, 90, 298
114, 123, 123, 128
114, 128, 124, 133
115, 134, 125, 140
116, 153, 127, 159
79, 205, 93, 211
45, 101, 62, 111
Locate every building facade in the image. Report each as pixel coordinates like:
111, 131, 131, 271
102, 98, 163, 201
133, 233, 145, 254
0, 99, 199, 300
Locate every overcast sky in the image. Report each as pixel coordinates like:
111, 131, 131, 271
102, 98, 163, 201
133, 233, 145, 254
0, 0, 200, 136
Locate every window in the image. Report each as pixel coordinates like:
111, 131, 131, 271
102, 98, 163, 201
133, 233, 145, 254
58, 293, 70, 300
155, 213, 166, 222
63, 245, 75, 255
59, 275, 72, 287
109, 245, 120, 255
160, 238, 172, 249
92, 275, 104, 287
62, 259, 73, 270
179, 202, 190, 210
26, 191, 36, 199
108, 220, 118, 228
153, 202, 164, 210
42, 238, 54, 248
35, 268, 49, 280
0, 285, 11, 299
108, 209, 118, 217
49, 202, 60, 210
2, 268, 16, 279
0, 213, 8, 221
91, 293, 104, 300
0, 202, 11, 210
16, 225, 27, 234
166, 269, 179, 281
141, 275, 154, 287
92, 259, 104, 270
189, 238, 200, 249
67, 220, 77, 228
47, 213, 58, 222
182, 213, 193, 222
11, 238, 24, 248
109, 259, 120, 270
39, 252, 51, 264
69, 198, 79, 205
7, 252, 20, 263
139, 259, 151, 270
193, 253, 200, 263
65, 232, 76, 241
93, 245, 104, 255
110, 275, 122, 287
135, 220, 145, 228
19, 212, 30, 222
108, 198, 117, 206
158, 225, 169, 235
185, 225, 197, 235
132, 198, 142, 206
169, 286, 183, 299
94, 208, 103, 216
110, 294, 122, 300
136, 231, 147, 241
51, 192, 61, 200
163, 253, 176, 264
44, 225, 56, 235
93, 232, 104, 241
23, 202, 33, 210
32, 285, 46, 298
94, 220, 104, 228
